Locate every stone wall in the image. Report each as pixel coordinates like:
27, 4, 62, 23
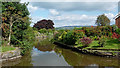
0, 47, 22, 67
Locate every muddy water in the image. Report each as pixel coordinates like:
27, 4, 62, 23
2, 40, 119, 67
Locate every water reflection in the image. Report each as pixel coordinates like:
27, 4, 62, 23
54, 46, 119, 66
14, 52, 33, 66
31, 47, 70, 66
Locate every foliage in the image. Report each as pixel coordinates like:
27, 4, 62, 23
111, 25, 118, 32
33, 19, 54, 30
83, 39, 120, 49
53, 31, 60, 40
108, 32, 112, 38
98, 36, 107, 47
74, 30, 85, 39
82, 26, 113, 37
80, 37, 92, 47
93, 36, 100, 40
2, 2, 35, 55
115, 28, 120, 35
62, 31, 77, 45
56, 30, 77, 45
96, 14, 110, 26
1, 46, 15, 52
58, 31, 67, 41
38, 28, 55, 36
2, 2, 30, 45
112, 32, 120, 41
33, 27, 38, 31
39, 28, 47, 33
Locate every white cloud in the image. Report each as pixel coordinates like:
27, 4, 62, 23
27, 4, 38, 12
49, 9, 59, 16
30, 2, 117, 12
105, 13, 116, 24
30, 16, 47, 27
48, 13, 116, 27
48, 14, 97, 27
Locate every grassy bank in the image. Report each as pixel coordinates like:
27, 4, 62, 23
75, 39, 120, 50
0, 46, 16, 52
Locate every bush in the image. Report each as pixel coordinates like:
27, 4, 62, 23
98, 36, 106, 47
53, 31, 60, 40
60, 31, 77, 45
108, 32, 112, 38
93, 36, 100, 40
39, 28, 47, 33
80, 37, 92, 47
115, 28, 120, 35
111, 25, 118, 32
58, 31, 67, 41
74, 30, 85, 39
112, 32, 120, 41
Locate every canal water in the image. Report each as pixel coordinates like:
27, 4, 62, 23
2, 39, 119, 67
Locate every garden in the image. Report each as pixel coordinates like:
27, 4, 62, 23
53, 25, 120, 52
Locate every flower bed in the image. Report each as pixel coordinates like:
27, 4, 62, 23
53, 26, 120, 57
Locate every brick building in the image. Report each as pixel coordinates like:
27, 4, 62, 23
115, 12, 120, 28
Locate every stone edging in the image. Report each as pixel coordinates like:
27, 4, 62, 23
54, 41, 120, 58
0, 47, 22, 62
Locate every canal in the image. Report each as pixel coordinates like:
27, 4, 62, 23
2, 39, 119, 67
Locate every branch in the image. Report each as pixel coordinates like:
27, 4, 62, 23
12, 16, 25, 24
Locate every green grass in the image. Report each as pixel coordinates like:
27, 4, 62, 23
0, 46, 16, 52
75, 39, 120, 49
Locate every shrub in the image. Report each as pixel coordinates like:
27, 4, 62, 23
84, 28, 91, 36
80, 37, 92, 47
111, 25, 118, 32
62, 31, 77, 45
93, 36, 100, 40
53, 31, 59, 40
89, 36, 94, 40
58, 31, 67, 41
108, 32, 112, 38
112, 32, 120, 41
98, 36, 106, 47
74, 30, 85, 39
39, 28, 47, 33
115, 28, 120, 35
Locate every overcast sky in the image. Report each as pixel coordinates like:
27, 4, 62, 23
20, 0, 119, 27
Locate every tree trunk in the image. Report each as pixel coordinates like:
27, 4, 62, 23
8, 17, 12, 46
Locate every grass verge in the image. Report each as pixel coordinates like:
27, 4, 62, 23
0, 46, 16, 52
75, 39, 120, 49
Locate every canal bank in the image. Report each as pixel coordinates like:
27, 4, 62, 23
0, 47, 22, 67
54, 41, 120, 58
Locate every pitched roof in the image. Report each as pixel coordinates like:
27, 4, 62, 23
114, 12, 120, 19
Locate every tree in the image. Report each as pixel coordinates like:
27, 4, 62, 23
95, 14, 110, 26
2, 2, 36, 55
2, 2, 31, 45
2, 2, 30, 45
33, 19, 54, 30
